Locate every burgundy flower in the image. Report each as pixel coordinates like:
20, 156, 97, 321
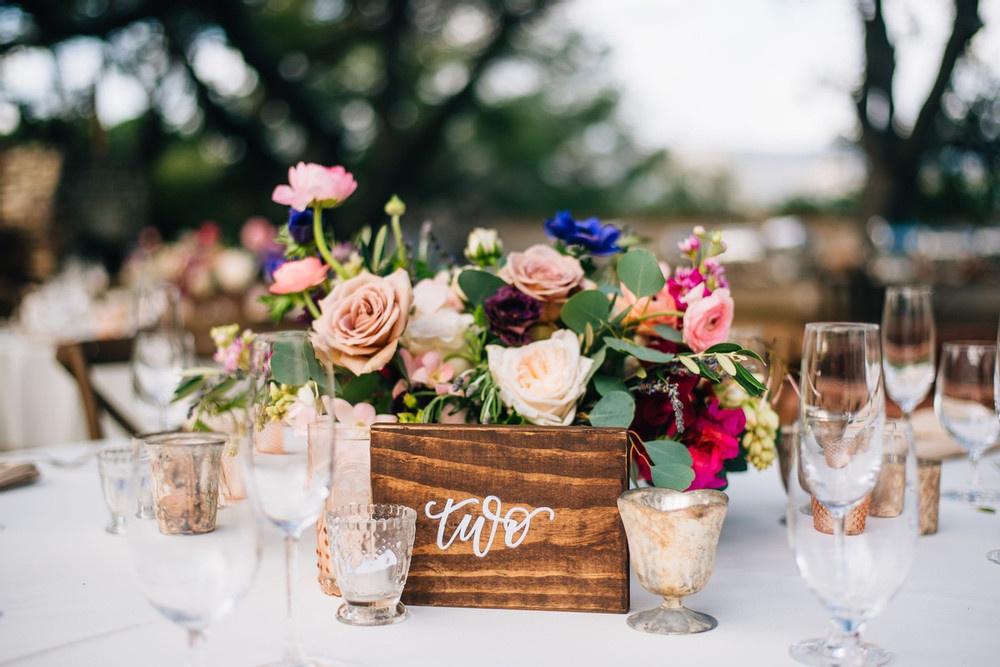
484, 285, 542, 346
630, 373, 699, 442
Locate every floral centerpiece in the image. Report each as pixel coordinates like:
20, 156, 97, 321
176, 162, 778, 491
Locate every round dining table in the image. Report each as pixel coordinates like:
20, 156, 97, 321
1, 440, 997, 666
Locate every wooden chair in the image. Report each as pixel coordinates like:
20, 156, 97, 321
55, 338, 141, 440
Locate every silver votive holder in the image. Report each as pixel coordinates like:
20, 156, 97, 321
142, 432, 226, 535
870, 454, 906, 518
617, 488, 728, 635
326, 503, 416, 626
918, 458, 941, 535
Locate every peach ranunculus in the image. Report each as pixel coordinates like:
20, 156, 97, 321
486, 329, 593, 426
272, 163, 358, 212
615, 261, 678, 337
310, 269, 412, 375
682, 287, 734, 353
268, 257, 328, 295
499, 244, 587, 320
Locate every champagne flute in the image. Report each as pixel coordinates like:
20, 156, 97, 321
934, 341, 1000, 506
126, 433, 260, 667
246, 331, 337, 667
787, 419, 919, 666
794, 322, 885, 664
131, 283, 191, 429
881, 286, 935, 425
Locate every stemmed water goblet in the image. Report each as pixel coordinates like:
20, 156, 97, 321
125, 432, 261, 667
881, 286, 935, 428
131, 283, 192, 429
787, 419, 919, 666
792, 322, 886, 665
934, 341, 1000, 506
246, 331, 337, 667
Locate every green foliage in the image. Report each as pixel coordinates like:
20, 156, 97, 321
617, 248, 664, 299
458, 270, 506, 306
593, 373, 628, 396
652, 324, 684, 343
643, 438, 695, 490
560, 290, 611, 334
603, 337, 675, 363
588, 390, 635, 428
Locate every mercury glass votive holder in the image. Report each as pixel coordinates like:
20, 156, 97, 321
142, 432, 226, 535
97, 446, 133, 535
870, 454, 906, 517
918, 458, 941, 535
326, 503, 416, 627
617, 488, 728, 635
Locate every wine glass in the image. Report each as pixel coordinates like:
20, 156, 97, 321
934, 341, 1000, 506
246, 331, 337, 667
787, 419, 919, 666
881, 286, 935, 424
126, 433, 260, 667
131, 284, 191, 429
992, 321, 1000, 563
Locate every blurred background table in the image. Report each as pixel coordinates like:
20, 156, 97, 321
1, 441, 997, 666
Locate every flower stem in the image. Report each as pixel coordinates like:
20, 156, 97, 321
302, 291, 321, 319
391, 213, 406, 268
312, 206, 349, 280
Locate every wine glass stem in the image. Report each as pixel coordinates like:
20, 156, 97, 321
831, 508, 847, 594
283, 534, 306, 662
969, 450, 983, 497
187, 628, 207, 667
826, 617, 863, 659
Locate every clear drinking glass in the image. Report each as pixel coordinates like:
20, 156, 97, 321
881, 286, 935, 422
97, 446, 132, 535
992, 321, 1000, 563
787, 419, 919, 666
326, 503, 416, 626
934, 341, 1000, 506
125, 432, 260, 667
131, 284, 192, 429
246, 331, 336, 667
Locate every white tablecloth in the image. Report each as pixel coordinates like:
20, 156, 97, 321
1, 443, 998, 666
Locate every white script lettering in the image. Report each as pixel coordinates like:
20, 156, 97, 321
424, 495, 556, 558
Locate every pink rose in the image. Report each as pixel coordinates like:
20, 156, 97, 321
268, 257, 328, 295
682, 287, 734, 353
311, 269, 412, 375
272, 162, 358, 211
615, 262, 678, 336
499, 245, 586, 320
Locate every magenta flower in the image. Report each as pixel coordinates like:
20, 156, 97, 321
272, 163, 358, 211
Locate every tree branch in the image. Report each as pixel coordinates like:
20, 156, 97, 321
856, 0, 896, 143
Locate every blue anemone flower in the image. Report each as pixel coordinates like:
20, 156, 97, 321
543, 210, 622, 256
287, 207, 314, 244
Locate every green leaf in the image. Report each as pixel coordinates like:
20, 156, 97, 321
717, 354, 738, 376
677, 355, 700, 374
172, 375, 205, 403
644, 439, 692, 468
270, 340, 312, 386
583, 346, 607, 386
603, 337, 675, 363
697, 359, 722, 383
560, 289, 611, 334
372, 224, 388, 270
458, 270, 506, 306
202, 376, 237, 402
652, 324, 684, 343
617, 248, 665, 299
593, 373, 628, 396
734, 363, 767, 396
588, 390, 635, 428
706, 342, 742, 353
739, 348, 765, 363
651, 464, 695, 491
339, 372, 382, 404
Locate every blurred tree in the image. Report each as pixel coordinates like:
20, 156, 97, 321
0, 0, 712, 265
855, 0, 998, 223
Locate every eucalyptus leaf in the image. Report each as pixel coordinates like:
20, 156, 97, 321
603, 337, 675, 363
651, 464, 695, 491
652, 324, 684, 343
458, 270, 506, 306
560, 289, 611, 334
339, 372, 382, 404
644, 439, 692, 467
270, 340, 311, 386
617, 248, 665, 299
583, 346, 607, 386
588, 390, 635, 428
593, 373, 628, 396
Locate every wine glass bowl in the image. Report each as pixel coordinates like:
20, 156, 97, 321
881, 286, 935, 416
934, 341, 1000, 506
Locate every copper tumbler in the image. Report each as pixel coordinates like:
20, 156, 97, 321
812, 496, 871, 535
143, 432, 226, 535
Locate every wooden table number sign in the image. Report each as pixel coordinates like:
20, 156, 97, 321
369, 424, 630, 613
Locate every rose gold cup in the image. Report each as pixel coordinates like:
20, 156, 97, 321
142, 432, 226, 535
918, 458, 941, 535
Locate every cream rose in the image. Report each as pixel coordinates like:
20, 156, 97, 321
486, 329, 593, 426
311, 269, 412, 375
500, 244, 586, 302
401, 276, 474, 363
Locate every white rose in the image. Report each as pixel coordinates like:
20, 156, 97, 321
487, 329, 593, 426
402, 277, 475, 363
465, 227, 502, 263
214, 248, 258, 294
